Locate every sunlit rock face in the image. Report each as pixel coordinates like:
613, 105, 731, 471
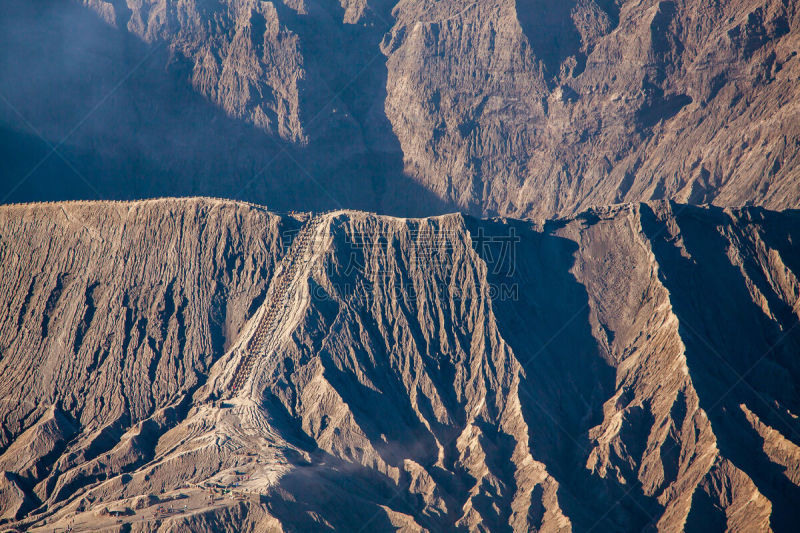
0, 198, 798, 531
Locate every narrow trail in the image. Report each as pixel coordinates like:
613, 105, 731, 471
228, 214, 325, 396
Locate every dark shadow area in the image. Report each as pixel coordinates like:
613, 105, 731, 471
269, 0, 447, 217
466, 216, 657, 531
262, 388, 436, 531
296, 221, 469, 528
516, 0, 584, 78
636, 86, 692, 130
649, 0, 680, 57
640, 203, 800, 532
751, 208, 800, 332
258, 215, 548, 529
683, 482, 727, 533
0, 0, 453, 217
470, 419, 517, 533
263, 442, 424, 532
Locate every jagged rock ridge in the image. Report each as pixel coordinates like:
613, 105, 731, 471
0, 198, 798, 531
1, 0, 798, 217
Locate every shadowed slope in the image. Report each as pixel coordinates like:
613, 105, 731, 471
0, 199, 798, 531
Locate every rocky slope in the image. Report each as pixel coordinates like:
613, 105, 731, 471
0, 198, 798, 531
1, 0, 799, 217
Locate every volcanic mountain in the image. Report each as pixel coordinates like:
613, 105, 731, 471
0, 198, 798, 531
1, 0, 799, 217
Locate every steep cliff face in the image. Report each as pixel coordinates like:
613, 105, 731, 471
1, 0, 798, 216
0, 199, 798, 531
0, 0, 447, 216
0, 199, 292, 466
384, 0, 800, 216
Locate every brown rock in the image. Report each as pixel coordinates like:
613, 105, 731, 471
0, 199, 797, 531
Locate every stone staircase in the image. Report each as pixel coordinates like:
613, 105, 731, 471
229, 215, 323, 395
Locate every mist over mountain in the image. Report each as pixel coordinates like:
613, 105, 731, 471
1, 0, 798, 216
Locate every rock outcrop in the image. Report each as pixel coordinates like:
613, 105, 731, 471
1, 0, 798, 217
0, 198, 798, 531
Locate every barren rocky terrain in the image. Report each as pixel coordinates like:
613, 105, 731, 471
1, 1, 799, 530
1, 0, 799, 216
0, 198, 798, 531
